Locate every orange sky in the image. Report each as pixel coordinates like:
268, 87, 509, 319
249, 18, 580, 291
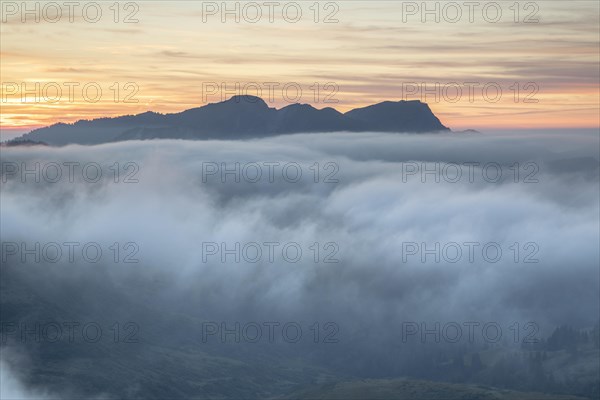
1, 1, 599, 134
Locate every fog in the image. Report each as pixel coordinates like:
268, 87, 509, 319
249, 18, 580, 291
1, 359, 51, 400
1, 130, 599, 398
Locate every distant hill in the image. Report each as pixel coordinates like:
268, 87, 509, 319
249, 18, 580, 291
281, 378, 589, 400
2, 262, 597, 399
16, 95, 450, 145
0, 139, 48, 147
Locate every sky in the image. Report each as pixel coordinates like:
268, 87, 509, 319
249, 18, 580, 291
1, 0, 599, 135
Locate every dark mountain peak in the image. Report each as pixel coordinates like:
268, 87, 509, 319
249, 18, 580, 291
279, 103, 319, 114
137, 111, 162, 116
17, 96, 452, 145
379, 99, 422, 104
223, 95, 269, 108
281, 102, 311, 109
274, 102, 351, 133
279, 103, 345, 117
349, 99, 427, 112
346, 99, 449, 133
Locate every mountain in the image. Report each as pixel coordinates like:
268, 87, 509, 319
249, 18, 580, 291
282, 378, 589, 400
0, 139, 48, 147
346, 100, 446, 133
16, 95, 450, 145
273, 103, 357, 134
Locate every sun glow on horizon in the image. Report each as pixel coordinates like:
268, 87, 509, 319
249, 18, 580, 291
1, 1, 599, 133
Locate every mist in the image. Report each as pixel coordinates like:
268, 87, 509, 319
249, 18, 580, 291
1, 130, 599, 398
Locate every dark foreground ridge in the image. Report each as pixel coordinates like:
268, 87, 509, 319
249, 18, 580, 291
15, 95, 450, 146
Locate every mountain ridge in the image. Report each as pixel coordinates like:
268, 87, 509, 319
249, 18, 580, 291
15, 95, 451, 145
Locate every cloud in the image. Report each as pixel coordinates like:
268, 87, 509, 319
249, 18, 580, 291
1, 131, 598, 394
1, 361, 44, 400
0, 349, 54, 400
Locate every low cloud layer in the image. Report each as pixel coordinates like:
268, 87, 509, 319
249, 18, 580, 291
1, 130, 599, 396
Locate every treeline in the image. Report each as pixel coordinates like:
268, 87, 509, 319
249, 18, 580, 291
402, 324, 600, 399
523, 324, 600, 352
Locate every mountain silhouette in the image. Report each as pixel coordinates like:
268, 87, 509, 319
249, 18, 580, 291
16, 95, 450, 145
346, 100, 448, 133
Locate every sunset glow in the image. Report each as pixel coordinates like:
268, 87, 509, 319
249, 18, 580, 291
1, 1, 599, 133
